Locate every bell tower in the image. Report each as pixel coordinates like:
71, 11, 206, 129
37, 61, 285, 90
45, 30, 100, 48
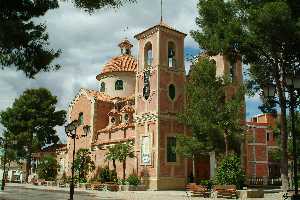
134, 23, 187, 190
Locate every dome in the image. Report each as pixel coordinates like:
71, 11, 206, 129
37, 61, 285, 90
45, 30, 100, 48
96, 39, 137, 81
96, 55, 137, 80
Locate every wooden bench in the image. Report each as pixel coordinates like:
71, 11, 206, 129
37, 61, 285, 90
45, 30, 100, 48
212, 185, 237, 199
186, 183, 210, 198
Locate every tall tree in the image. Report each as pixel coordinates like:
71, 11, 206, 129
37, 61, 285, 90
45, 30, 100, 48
179, 57, 243, 156
191, 0, 300, 190
105, 144, 119, 172
74, 148, 95, 183
176, 135, 206, 182
0, 88, 66, 182
0, 0, 61, 78
0, 0, 135, 78
115, 141, 134, 180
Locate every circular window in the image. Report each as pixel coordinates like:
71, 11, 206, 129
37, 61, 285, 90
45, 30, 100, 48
111, 117, 116, 124
169, 84, 176, 100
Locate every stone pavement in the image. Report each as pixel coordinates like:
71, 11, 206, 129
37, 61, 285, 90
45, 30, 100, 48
0, 183, 283, 200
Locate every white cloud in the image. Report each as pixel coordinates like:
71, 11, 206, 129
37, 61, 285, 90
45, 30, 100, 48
0, 0, 199, 141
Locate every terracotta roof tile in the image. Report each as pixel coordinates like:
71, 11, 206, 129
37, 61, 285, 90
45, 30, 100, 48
96, 54, 137, 80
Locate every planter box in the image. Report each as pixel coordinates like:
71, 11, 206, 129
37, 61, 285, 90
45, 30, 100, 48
239, 189, 264, 199
119, 185, 146, 191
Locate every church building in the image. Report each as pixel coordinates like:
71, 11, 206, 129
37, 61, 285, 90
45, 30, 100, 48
66, 21, 243, 190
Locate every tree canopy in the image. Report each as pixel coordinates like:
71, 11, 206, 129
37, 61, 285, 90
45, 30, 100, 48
0, 88, 66, 181
0, 0, 136, 78
178, 57, 244, 156
191, 0, 300, 190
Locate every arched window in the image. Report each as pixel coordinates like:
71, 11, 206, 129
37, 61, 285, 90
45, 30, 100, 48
168, 41, 176, 68
144, 42, 153, 66
78, 112, 83, 125
169, 84, 176, 100
115, 80, 123, 90
100, 82, 105, 92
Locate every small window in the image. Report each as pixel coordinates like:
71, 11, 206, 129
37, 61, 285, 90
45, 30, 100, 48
229, 62, 235, 82
79, 113, 83, 125
168, 42, 176, 68
111, 117, 116, 124
115, 80, 123, 90
145, 42, 153, 66
100, 82, 105, 92
124, 114, 129, 122
267, 132, 270, 141
169, 84, 176, 100
167, 137, 176, 162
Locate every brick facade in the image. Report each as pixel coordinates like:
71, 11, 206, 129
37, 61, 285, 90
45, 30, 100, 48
245, 114, 280, 179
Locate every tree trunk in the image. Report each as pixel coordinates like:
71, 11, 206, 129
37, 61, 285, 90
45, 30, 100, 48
113, 160, 116, 171
192, 154, 195, 182
25, 153, 31, 183
274, 65, 289, 192
123, 160, 126, 180
278, 88, 289, 191
224, 129, 229, 156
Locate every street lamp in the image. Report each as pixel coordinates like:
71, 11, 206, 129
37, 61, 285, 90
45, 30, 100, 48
0, 136, 16, 191
65, 118, 89, 200
262, 76, 300, 199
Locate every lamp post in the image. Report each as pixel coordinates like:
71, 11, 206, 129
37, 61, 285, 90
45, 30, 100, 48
0, 136, 16, 191
262, 76, 300, 199
65, 120, 90, 200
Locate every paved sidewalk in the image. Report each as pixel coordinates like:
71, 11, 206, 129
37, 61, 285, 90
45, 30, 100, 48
3, 183, 283, 200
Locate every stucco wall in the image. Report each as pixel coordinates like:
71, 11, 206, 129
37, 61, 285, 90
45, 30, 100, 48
98, 72, 136, 98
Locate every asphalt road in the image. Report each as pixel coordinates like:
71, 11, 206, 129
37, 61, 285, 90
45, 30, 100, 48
0, 186, 103, 200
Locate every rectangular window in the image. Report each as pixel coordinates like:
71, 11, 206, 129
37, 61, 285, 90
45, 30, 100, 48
167, 137, 176, 162
267, 132, 270, 141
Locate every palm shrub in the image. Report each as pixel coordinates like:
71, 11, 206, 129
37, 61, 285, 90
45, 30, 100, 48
214, 154, 245, 189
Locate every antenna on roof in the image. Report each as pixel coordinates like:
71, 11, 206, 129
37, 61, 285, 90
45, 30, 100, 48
160, 0, 163, 23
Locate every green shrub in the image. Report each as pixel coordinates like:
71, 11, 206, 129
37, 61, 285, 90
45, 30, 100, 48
37, 155, 59, 181
126, 174, 140, 186
198, 179, 213, 189
118, 179, 128, 185
214, 154, 245, 189
99, 166, 117, 183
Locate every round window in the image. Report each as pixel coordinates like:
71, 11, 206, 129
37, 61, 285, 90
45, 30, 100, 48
169, 84, 176, 100
111, 117, 116, 124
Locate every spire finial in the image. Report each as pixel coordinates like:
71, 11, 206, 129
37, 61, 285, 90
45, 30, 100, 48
160, 0, 163, 23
